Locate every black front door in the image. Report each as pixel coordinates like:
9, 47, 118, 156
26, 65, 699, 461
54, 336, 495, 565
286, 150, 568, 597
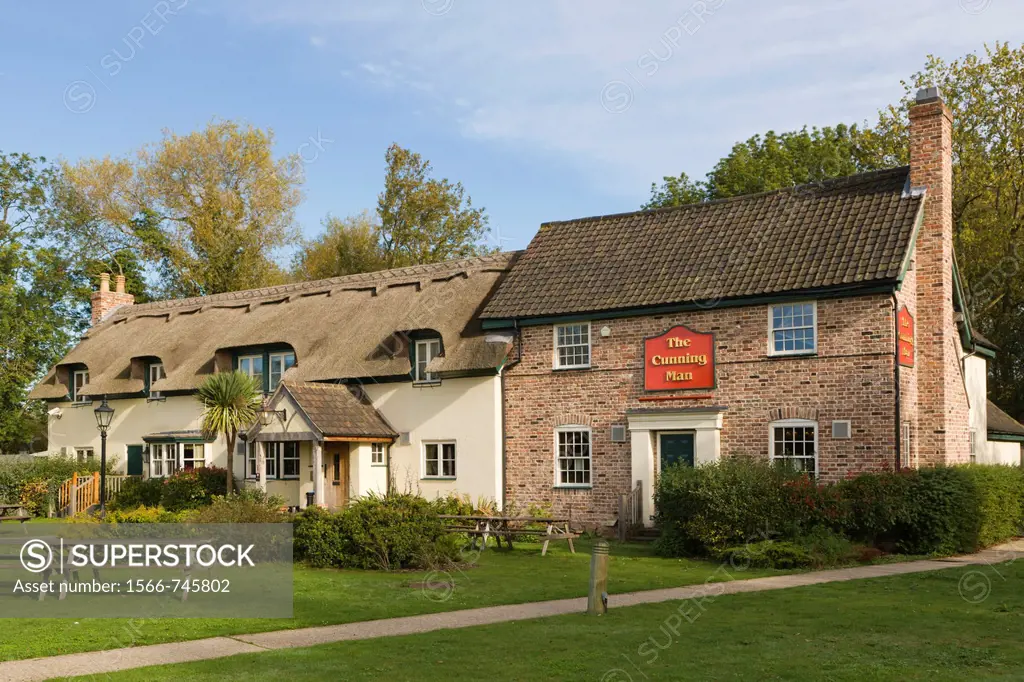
660, 432, 695, 471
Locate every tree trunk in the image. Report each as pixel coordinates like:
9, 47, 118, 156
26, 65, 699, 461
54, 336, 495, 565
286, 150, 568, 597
226, 430, 235, 494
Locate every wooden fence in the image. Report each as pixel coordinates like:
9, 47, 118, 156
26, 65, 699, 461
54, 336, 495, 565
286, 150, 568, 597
617, 479, 643, 542
56, 474, 140, 516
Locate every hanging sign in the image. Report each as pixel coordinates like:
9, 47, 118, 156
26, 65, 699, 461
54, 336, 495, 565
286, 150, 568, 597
644, 325, 716, 391
898, 305, 915, 367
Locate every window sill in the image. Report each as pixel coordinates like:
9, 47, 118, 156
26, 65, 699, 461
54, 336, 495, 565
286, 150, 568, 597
413, 380, 442, 387
552, 365, 592, 372
146, 395, 166, 403
71, 400, 94, 408
421, 477, 457, 481
554, 484, 593, 490
767, 350, 817, 358
371, 463, 387, 468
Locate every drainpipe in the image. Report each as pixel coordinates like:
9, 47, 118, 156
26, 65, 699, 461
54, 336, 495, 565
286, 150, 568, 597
892, 294, 902, 470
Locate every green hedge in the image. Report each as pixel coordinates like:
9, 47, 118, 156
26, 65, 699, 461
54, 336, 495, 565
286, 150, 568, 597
294, 493, 461, 571
110, 467, 230, 513
655, 459, 1024, 559
0, 455, 108, 516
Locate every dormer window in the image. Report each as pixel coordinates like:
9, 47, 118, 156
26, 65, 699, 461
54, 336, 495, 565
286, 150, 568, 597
238, 354, 265, 390
268, 352, 296, 392
414, 338, 441, 384
235, 347, 296, 394
148, 363, 166, 400
71, 370, 90, 404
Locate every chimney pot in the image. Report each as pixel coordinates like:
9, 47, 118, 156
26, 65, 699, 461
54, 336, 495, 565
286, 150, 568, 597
98, 273, 110, 293
115, 275, 126, 294
915, 86, 942, 104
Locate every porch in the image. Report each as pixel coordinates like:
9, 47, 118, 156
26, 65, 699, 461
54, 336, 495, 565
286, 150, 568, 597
245, 381, 398, 510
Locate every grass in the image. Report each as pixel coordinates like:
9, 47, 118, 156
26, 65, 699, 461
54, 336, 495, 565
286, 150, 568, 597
89, 561, 1024, 681
0, 537, 793, 661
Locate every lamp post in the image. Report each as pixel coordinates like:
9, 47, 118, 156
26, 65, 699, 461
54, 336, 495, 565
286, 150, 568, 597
94, 397, 115, 513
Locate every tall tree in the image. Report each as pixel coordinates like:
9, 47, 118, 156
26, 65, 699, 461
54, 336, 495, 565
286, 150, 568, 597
292, 144, 492, 280
377, 144, 490, 269
864, 43, 1024, 420
292, 212, 384, 281
0, 152, 83, 452
63, 120, 302, 297
644, 124, 878, 209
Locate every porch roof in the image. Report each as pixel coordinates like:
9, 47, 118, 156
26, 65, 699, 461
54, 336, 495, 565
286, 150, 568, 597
280, 382, 398, 440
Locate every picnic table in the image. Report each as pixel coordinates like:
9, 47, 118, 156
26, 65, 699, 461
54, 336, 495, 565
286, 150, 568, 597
438, 515, 577, 556
0, 504, 30, 527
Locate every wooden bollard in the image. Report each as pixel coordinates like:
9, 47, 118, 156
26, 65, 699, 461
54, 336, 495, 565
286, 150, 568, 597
587, 539, 609, 615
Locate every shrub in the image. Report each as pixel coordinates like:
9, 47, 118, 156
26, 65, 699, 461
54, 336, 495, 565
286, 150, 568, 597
0, 455, 109, 516
900, 466, 983, 555
716, 540, 813, 569
186, 493, 288, 524
655, 458, 794, 556
105, 506, 186, 523
961, 465, 1024, 548
798, 527, 860, 567
339, 493, 447, 571
294, 506, 348, 567
836, 470, 914, 545
782, 476, 849, 536
159, 467, 230, 512
109, 477, 163, 511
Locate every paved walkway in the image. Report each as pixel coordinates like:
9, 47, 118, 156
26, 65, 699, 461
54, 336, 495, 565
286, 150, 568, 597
4, 542, 1022, 682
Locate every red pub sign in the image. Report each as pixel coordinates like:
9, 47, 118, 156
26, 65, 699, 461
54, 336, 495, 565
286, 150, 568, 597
644, 325, 716, 391
898, 305, 915, 367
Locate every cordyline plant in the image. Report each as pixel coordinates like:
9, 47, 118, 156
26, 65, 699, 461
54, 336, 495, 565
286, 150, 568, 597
196, 371, 262, 494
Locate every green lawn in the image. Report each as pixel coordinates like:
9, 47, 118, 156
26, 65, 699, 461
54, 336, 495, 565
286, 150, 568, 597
89, 561, 1024, 681
0, 538, 792, 661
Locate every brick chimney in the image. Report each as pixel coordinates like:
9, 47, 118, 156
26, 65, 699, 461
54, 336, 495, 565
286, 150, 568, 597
909, 86, 969, 464
90, 272, 135, 326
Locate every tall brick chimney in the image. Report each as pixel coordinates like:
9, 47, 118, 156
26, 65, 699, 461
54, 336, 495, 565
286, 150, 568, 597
90, 272, 135, 326
909, 86, 969, 464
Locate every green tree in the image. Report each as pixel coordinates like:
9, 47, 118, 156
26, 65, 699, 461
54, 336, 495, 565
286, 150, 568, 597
865, 42, 1024, 421
292, 211, 384, 280
293, 144, 492, 280
196, 371, 262, 494
377, 144, 490, 268
0, 152, 82, 451
62, 120, 302, 298
644, 124, 878, 209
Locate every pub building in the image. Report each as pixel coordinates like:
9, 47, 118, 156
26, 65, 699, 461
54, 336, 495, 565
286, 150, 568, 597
480, 87, 1024, 525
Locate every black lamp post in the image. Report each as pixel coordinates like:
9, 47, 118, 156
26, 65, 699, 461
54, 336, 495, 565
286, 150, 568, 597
94, 397, 115, 513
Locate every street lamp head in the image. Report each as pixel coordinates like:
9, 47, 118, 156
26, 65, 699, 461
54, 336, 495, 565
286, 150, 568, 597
94, 397, 115, 432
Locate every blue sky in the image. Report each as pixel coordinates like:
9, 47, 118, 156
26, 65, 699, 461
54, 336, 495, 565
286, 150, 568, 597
1, 0, 1022, 257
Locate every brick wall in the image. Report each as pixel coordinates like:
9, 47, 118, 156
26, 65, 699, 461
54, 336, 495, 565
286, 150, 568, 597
503, 294, 899, 524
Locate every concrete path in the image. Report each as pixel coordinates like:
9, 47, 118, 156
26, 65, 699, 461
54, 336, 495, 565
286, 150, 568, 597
4, 542, 1021, 682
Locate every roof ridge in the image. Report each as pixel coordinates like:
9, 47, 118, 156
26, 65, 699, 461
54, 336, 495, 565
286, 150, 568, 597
115, 251, 521, 318
539, 166, 911, 228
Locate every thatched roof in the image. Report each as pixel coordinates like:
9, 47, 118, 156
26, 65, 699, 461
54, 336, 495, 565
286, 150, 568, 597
31, 253, 519, 401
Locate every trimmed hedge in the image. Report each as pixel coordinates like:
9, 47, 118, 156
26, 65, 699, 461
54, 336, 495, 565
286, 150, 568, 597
294, 493, 461, 571
656, 459, 1024, 559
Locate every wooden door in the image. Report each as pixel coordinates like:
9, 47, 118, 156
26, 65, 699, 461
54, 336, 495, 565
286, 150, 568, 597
326, 443, 349, 509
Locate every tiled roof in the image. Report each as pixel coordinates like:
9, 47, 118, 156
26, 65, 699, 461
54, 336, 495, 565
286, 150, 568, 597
987, 400, 1024, 437
482, 167, 923, 319
284, 382, 397, 439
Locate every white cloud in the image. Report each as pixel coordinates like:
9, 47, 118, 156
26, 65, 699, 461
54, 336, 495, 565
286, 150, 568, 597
222, 0, 1024, 198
